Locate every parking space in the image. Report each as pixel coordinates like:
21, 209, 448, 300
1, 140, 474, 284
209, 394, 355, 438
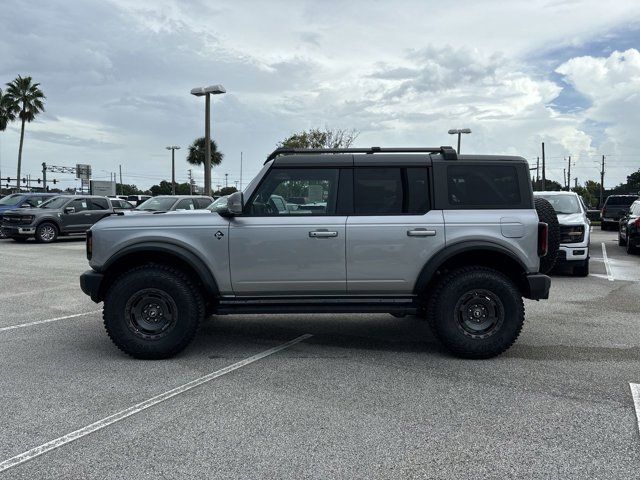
1, 230, 640, 478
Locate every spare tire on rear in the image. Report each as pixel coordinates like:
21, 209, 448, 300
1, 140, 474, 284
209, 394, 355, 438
534, 197, 560, 274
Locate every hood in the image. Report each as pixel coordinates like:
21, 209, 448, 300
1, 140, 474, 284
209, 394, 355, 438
556, 212, 587, 225
93, 209, 228, 230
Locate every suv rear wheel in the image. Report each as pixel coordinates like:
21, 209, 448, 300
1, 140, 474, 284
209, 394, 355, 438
427, 266, 524, 359
103, 265, 204, 359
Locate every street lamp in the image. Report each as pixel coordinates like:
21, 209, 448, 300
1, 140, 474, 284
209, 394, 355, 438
190, 84, 226, 196
166, 146, 181, 195
448, 128, 471, 153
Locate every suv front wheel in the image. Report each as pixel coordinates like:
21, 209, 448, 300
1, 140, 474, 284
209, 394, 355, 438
428, 267, 524, 359
103, 265, 204, 359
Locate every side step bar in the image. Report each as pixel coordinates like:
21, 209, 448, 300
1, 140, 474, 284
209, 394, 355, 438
215, 296, 419, 315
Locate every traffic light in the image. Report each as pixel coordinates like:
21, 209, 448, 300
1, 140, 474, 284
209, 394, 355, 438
5, 177, 10, 183
53, 179, 57, 184
22, 177, 26, 184
37, 178, 41, 184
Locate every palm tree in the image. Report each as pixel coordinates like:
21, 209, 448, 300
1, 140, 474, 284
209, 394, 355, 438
6, 76, 45, 192
0, 88, 18, 193
186, 137, 223, 168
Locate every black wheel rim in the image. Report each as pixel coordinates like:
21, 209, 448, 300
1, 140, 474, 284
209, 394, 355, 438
454, 289, 504, 339
125, 288, 177, 340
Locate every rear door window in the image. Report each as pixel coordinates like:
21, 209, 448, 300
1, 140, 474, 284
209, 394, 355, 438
90, 198, 109, 210
68, 199, 89, 212
447, 165, 521, 207
353, 167, 430, 215
175, 199, 195, 210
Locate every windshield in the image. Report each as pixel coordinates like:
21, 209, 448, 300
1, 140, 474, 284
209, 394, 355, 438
39, 197, 70, 209
135, 197, 176, 211
536, 194, 582, 214
207, 196, 228, 211
606, 196, 638, 206
0, 194, 23, 206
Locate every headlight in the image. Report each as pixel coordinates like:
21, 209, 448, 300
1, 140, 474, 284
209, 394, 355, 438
560, 225, 585, 243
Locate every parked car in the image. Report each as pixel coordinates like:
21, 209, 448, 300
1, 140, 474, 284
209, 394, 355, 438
126, 195, 152, 207
601, 195, 639, 230
128, 195, 213, 214
534, 191, 590, 276
618, 199, 640, 254
1, 195, 119, 243
81, 146, 554, 360
0, 193, 58, 238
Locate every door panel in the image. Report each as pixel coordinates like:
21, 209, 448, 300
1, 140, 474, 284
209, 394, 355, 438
346, 211, 445, 293
229, 216, 347, 295
60, 198, 91, 232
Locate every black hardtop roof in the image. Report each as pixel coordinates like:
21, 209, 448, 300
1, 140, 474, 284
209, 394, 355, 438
266, 146, 527, 167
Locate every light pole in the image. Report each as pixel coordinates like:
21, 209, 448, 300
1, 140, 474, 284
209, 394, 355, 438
190, 84, 226, 196
448, 128, 471, 153
166, 146, 181, 195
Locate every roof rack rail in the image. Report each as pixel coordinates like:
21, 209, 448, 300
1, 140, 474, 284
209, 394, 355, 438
264, 146, 457, 164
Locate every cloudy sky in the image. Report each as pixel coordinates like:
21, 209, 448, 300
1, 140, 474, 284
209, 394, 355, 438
1, 0, 639, 191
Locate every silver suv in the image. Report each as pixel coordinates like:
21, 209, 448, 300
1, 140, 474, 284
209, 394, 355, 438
80, 146, 552, 359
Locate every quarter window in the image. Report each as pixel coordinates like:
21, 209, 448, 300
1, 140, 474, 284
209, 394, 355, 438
447, 165, 521, 207
91, 198, 109, 210
246, 168, 339, 216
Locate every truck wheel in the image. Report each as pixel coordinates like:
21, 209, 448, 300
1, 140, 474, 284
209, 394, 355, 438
35, 222, 58, 243
573, 260, 589, 277
103, 265, 204, 359
534, 197, 560, 274
618, 232, 626, 246
427, 267, 524, 359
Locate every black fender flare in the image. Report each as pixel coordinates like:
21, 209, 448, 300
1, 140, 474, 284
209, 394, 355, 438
413, 240, 529, 294
100, 241, 219, 297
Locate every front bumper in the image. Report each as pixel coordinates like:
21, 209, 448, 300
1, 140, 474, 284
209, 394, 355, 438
80, 270, 105, 303
524, 273, 551, 300
1, 225, 36, 236
558, 245, 589, 262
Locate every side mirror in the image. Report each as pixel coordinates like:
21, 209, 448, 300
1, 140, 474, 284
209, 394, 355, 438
64, 206, 76, 214
220, 192, 243, 217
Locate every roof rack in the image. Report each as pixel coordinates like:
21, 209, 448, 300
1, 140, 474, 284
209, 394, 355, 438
264, 146, 457, 164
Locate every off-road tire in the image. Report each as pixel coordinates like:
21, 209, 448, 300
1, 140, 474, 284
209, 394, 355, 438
103, 264, 204, 359
573, 260, 589, 277
534, 197, 560, 274
427, 266, 524, 359
35, 222, 58, 243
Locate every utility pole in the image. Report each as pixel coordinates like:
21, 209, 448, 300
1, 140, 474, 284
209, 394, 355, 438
600, 155, 605, 208
541, 142, 546, 191
42, 162, 47, 191
119, 165, 123, 195
574, 177, 578, 189
166, 146, 181, 195
225, 173, 228, 189
187, 169, 193, 195
563, 168, 566, 189
567, 156, 571, 191
536, 157, 540, 184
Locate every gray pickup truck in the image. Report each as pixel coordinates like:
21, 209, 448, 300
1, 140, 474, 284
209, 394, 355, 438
80, 146, 553, 360
2, 195, 125, 243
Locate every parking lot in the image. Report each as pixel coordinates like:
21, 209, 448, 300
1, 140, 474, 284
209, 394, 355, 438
1, 228, 639, 479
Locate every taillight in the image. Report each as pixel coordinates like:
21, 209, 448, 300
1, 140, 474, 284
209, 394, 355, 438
635, 218, 640, 229
538, 222, 548, 257
86, 230, 93, 260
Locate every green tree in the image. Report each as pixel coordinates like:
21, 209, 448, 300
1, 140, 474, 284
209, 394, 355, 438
0, 87, 18, 132
186, 137, 224, 168
213, 186, 237, 196
6, 76, 45, 192
116, 183, 143, 196
149, 181, 192, 196
532, 179, 563, 191
277, 127, 359, 149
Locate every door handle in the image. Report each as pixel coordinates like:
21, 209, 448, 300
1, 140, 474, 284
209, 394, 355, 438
309, 230, 338, 238
407, 228, 436, 237
84, 213, 92, 216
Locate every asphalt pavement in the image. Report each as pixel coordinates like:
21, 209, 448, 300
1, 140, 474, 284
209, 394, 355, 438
1, 229, 639, 479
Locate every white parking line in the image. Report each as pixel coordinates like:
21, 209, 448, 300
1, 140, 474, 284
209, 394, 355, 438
0, 311, 102, 333
631, 384, 640, 436
0, 333, 313, 473
601, 242, 614, 281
